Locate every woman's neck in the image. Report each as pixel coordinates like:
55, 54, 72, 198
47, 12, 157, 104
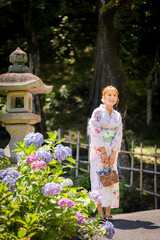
104, 104, 113, 115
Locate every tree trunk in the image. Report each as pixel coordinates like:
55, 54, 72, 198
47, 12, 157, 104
89, 0, 130, 173
89, 0, 128, 123
23, 0, 47, 137
146, 49, 158, 125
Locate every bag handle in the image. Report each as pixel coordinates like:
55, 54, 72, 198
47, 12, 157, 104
104, 163, 114, 170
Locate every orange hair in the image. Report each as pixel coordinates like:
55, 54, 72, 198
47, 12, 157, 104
102, 86, 119, 107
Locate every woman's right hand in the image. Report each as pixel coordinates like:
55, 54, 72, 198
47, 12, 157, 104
102, 153, 110, 164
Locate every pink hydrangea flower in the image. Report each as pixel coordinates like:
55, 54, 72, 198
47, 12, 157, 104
38, 161, 46, 168
31, 161, 39, 170
26, 154, 39, 164
58, 198, 75, 208
31, 161, 46, 170
25, 237, 31, 240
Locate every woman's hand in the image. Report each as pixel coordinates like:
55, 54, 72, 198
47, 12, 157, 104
102, 152, 110, 165
109, 151, 117, 165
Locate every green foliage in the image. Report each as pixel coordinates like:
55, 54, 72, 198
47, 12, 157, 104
118, 180, 148, 213
0, 155, 10, 169
72, 171, 91, 192
0, 0, 160, 147
0, 131, 108, 239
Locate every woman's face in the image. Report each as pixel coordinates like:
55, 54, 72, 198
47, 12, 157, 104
103, 89, 118, 106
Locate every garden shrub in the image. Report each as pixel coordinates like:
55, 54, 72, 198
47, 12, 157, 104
119, 179, 148, 213
0, 131, 114, 240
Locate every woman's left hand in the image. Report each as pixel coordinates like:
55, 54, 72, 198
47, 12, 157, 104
109, 151, 117, 165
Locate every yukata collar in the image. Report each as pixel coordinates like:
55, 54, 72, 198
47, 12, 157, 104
99, 104, 115, 116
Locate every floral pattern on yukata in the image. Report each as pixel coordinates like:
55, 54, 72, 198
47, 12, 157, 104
88, 104, 122, 208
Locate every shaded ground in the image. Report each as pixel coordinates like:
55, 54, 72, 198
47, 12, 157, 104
92, 209, 160, 240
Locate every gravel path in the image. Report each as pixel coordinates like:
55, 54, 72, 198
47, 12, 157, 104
92, 209, 160, 240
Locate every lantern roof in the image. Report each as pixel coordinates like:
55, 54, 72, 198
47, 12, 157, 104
0, 47, 53, 94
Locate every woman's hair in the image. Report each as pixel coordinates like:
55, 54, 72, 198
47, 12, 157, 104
102, 86, 119, 107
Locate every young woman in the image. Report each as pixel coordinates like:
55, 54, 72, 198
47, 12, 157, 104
88, 86, 123, 222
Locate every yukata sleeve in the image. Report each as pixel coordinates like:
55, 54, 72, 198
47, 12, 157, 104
88, 109, 105, 148
110, 114, 123, 152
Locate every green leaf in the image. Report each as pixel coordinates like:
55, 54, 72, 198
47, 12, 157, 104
44, 140, 52, 144
28, 232, 37, 238
25, 215, 31, 224
18, 229, 26, 238
12, 148, 22, 152
15, 142, 23, 148
63, 164, 73, 169
46, 132, 54, 138
15, 219, 27, 226
56, 138, 66, 144
30, 216, 39, 225
66, 157, 75, 164
28, 143, 35, 152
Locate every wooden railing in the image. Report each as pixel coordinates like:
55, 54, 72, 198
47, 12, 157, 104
58, 129, 160, 209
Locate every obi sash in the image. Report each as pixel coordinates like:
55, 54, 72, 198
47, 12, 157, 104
101, 128, 116, 143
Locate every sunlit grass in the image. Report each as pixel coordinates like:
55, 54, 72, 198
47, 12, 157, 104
134, 146, 160, 164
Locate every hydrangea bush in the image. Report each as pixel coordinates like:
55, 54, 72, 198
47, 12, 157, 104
0, 131, 115, 240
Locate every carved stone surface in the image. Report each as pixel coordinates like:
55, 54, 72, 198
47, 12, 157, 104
0, 47, 53, 159
0, 47, 53, 94
7, 91, 32, 113
0, 113, 41, 125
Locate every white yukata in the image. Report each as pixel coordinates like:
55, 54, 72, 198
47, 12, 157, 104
88, 104, 122, 208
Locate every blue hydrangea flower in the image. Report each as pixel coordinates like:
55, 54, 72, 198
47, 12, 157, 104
54, 144, 72, 162
36, 148, 52, 163
2, 175, 17, 192
42, 182, 62, 196
64, 146, 72, 157
0, 170, 5, 179
1, 168, 20, 180
0, 148, 5, 157
103, 221, 115, 239
17, 151, 26, 162
88, 190, 101, 204
24, 132, 44, 148
60, 178, 73, 188
75, 212, 86, 225
1, 168, 20, 192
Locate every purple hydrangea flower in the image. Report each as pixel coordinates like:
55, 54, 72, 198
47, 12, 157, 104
54, 144, 72, 162
1, 168, 20, 180
24, 132, 44, 148
17, 151, 26, 162
0, 170, 5, 179
60, 178, 73, 188
36, 148, 52, 163
26, 154, 39, 164
75, 212, 86, 225
58, 198, 75, 208
2, 175, 17, 192
1, 168, 20, 192
64, 146, 72, 157
42, 182, 62, 196
0, 148, 5, 157
103, 221, 115, 239
88, 190, 101, 204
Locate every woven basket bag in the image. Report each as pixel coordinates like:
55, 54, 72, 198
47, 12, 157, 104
100, 170, 119, 187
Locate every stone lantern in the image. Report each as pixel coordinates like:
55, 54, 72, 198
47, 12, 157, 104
0, 47, 53, 162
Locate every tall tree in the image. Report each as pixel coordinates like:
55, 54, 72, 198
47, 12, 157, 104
89, 0, 131, 169
146, 49, 158, 125
23, 0, 47, 136
89, 0, 129, 122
